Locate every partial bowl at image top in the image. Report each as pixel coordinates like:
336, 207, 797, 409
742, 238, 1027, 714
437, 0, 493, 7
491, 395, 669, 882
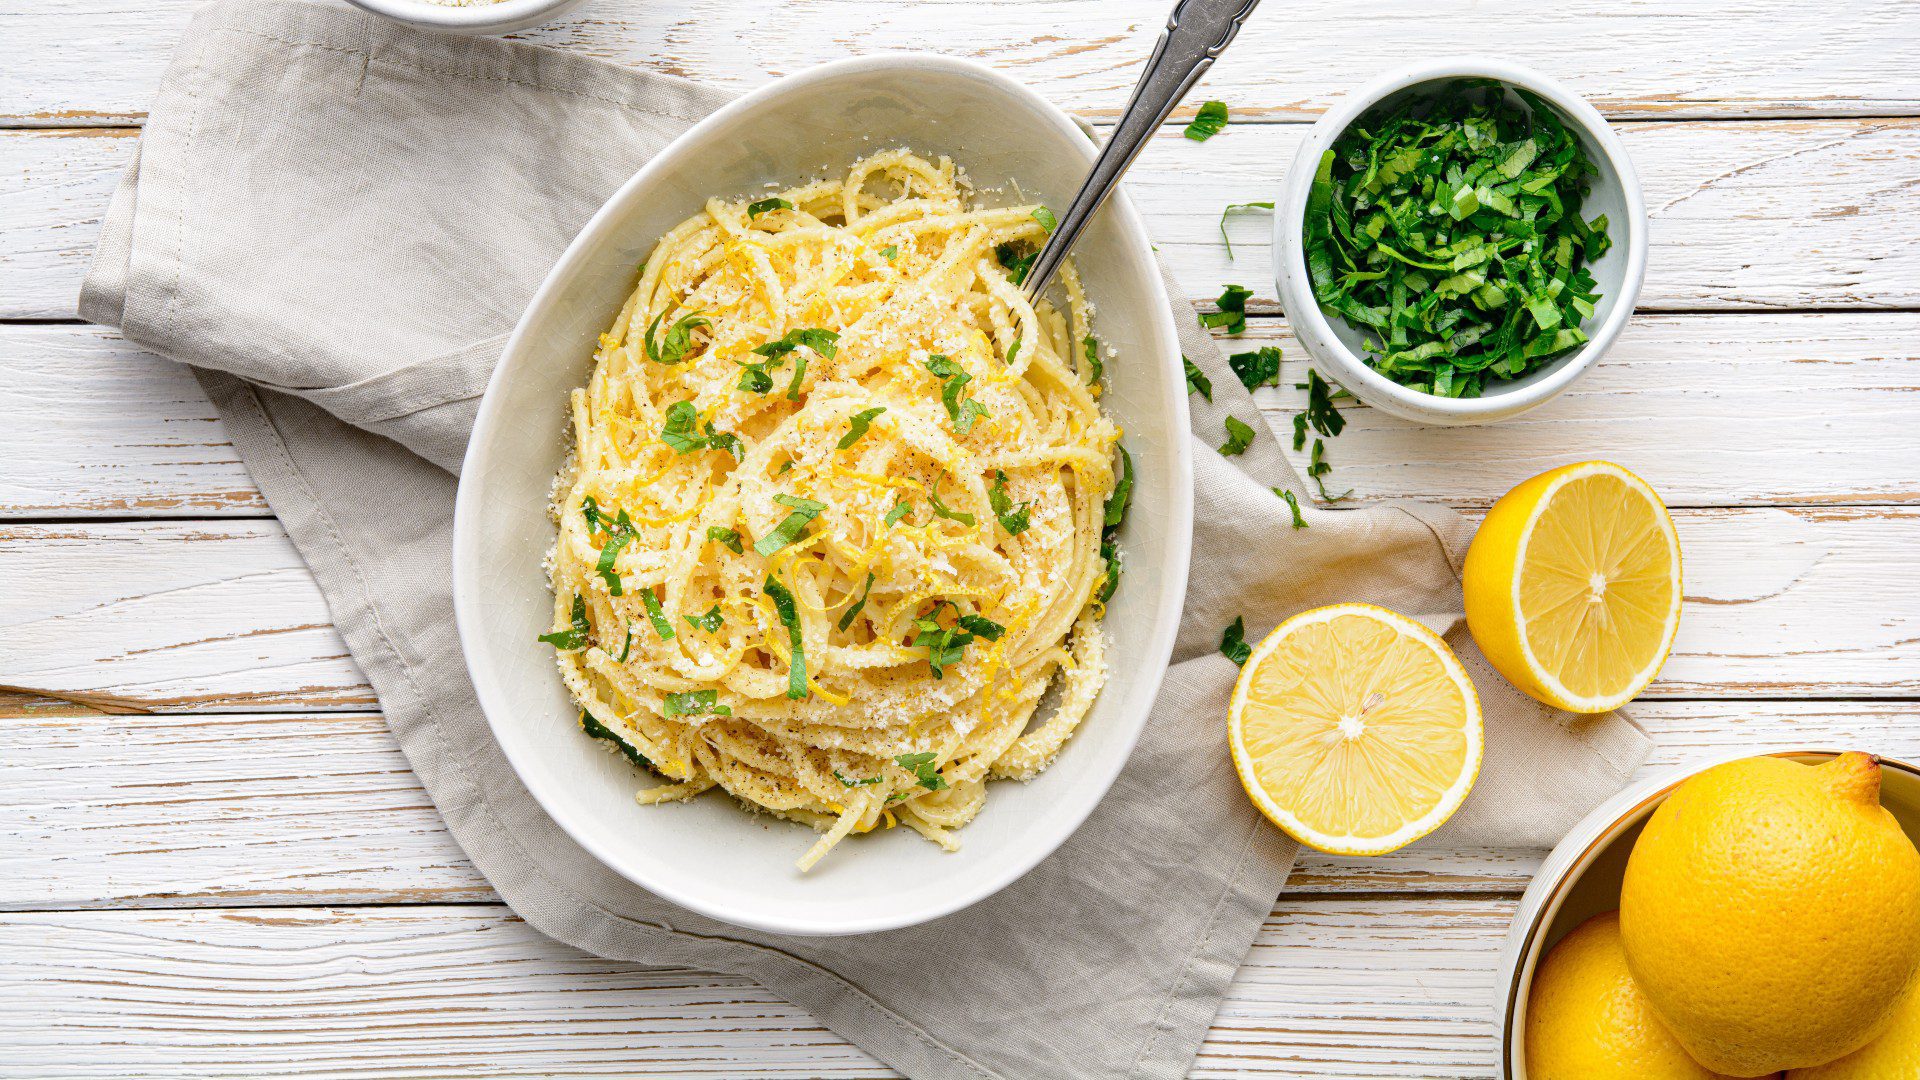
1494, 748, 1920, 1078
1273, 58, 1647, 426
344, 0, 586, 35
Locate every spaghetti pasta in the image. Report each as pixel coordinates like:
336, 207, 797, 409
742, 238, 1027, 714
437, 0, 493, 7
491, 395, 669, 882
541, 150, 1124, 870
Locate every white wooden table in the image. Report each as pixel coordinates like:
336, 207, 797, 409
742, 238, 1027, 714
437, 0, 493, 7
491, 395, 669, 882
4, 2, 1918, 1075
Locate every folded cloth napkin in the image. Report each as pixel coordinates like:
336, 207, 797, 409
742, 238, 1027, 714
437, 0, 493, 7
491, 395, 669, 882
79, 3, 1652, 1076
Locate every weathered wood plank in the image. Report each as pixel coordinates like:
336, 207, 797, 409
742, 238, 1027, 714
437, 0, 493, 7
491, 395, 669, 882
5, 0, 1917, 126
4, 702, 1909, 910
9, 119, 1920, 319
0, 508, 1915, 712
6, 315, 1919, 519
0, 898, 1517, 1077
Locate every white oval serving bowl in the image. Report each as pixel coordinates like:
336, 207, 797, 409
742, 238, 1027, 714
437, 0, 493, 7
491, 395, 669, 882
1495, 748, 1920, 1076
452, 55, 1193, 936
345, 0, 586, 35
1273, 58, 1647, 426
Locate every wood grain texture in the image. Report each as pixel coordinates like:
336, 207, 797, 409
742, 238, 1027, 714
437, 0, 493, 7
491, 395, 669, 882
0, 507, 1916, 712
10, 119, 1920, 319
0, 899, 1520, 1078
3, 0, 1915, 126
5, 702, 1912, 910
6, 315, 1919, 518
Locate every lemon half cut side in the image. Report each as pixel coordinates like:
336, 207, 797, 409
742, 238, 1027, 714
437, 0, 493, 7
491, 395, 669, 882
1465, 461, 1683, 714
1227, 603, 1484, 857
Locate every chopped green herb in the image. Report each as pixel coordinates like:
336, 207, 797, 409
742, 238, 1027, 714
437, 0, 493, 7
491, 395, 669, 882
958, 613, 1005, 641
659, 400, 739, 458
763, 574, 808, 699
925, 355, 989, 434
707, 526, 743, 554
910, 604, 978, 680
838, 406, 887, 450
664, 689, 731, 717
591, 507, 636, 595
1096, 540, 1121, 603
1219, 201, 1275, 259
640, 588, 676, 640
1228, 346, 1283, 392
880, 245, 899, 261
1083, 335, 1104, 385
1220, 415, 1256, 456
1104, 446, 1134, 529
895, 751, 949, 791
1183, 356, 1213, 401
581, 709, 650, 769
538, 594, 591, 650
996, 242, 1038, 285
1184, 100, 1229, 142
753, 493, 827, 557
884, 501, 913, 528
835, 770, 883, 787
1307, 438, 1352, 502
1030, 206, 1058, 232
836, 571, 877, 632
1200, 284, 1252, 334
1303, 369, 1347, 439
684, 604, 724, 633
1301, 81, 1612, 398
749, 329, 839, 401
643, 310, 710, 366
1006, 334, 1022, 367
616, 622, 634, 662
989, 470, 1032, 536
1274, 487, 1309, 529
1220, 616, 1252, 666
927, 478, 975, 528
746, 196, 792, 219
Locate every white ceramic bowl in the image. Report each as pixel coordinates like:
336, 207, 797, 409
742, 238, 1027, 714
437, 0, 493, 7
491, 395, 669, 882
452, 55, 1192, 936
344, 0, 586, 35
1495, 748, 1920, 1076
1273, 58, 1647, 426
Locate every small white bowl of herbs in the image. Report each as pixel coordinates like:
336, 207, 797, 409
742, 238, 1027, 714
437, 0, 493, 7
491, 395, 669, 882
1273, 59, 1646, 425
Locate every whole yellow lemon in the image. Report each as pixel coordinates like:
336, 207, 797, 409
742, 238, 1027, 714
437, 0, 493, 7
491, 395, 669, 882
1787, 974, 1920, 1079
1620, 753, 1920, 1076
1527, 911, 1756, 1079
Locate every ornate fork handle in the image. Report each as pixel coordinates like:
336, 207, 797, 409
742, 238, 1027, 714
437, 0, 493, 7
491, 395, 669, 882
1022, 0, 1262, 301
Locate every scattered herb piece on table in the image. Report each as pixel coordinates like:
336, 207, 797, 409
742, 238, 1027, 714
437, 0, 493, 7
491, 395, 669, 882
1274, 488, 1309, 529
1301, 81, 1611, 398
1219, 201, 1274, 259
1228, 346, 1283, 391
1220, 617, 1252, 665
1201, 284, 1253, 335
1220, 415, 1256, 457
1183, 357, 1213, 401
1185, 100, 1229, 142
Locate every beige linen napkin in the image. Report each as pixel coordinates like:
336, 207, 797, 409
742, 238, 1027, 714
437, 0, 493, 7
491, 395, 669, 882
79, 3, 1651, 1076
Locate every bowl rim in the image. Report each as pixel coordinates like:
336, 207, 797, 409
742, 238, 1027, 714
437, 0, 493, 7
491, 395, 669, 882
1496, 747, 1920, 1076
1271, 56, 1648, 425
450, 52, 1193, 935
343, 0, 581, 32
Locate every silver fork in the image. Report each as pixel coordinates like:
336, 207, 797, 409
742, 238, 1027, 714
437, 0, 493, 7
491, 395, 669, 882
1022, 0, 1263, 302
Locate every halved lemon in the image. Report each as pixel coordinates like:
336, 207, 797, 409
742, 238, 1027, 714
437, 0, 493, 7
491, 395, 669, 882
1463, 461, 1682, 714
1227, 603, 1483, 856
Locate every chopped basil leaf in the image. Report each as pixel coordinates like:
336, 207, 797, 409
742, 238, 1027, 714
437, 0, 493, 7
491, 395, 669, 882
884, 501, 913, 528
895, 750, 948, 791
643, 310, 710, 365
1219, 201, 1275, 259
664, 689, 731, 718
925, 355, 989, 434
592, 508, 636, 595
1184, 100, 1229, 142
763, 575, 808, 700
995, 242, 1037, 285
1303, 368, 1347, 438
1228, 346, 1283, 391
581, 709, 650, 769
684, 604, 724, 633
658, 400, 702, 453
640, 588, 676, 640
754, 493, 827, 557
835, 770, 883, 788
910, 605, 975, 680
988, 470, 1032, 536
1104, 446, 1134, 529
707, 526, 743, 554
1220, 415, 1256, 456
958, 613, 1004, 641
1220, 616, 1252, 666
836, 572, 877, 632
1307, 438, 1352, 502
837, 406, 886, 451
1183, 356, 1213, 401
1083, 335, 1104, 385
616, 622, 635, 662
1006, 334, 1021, 367
927, 478, 975, 528
1274, 487, 1309, 529
746, 196, 792, 219
1030, 206, 1058, 232
880, 245, 899, 261
1199, 284, 1252, 334
749, 329, 839, 401
1096, 540, 1121, 603
538, 594, 591, 650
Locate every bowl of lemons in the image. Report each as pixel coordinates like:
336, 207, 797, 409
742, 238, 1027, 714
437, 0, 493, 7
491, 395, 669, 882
1499, 749, 1920, 1078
